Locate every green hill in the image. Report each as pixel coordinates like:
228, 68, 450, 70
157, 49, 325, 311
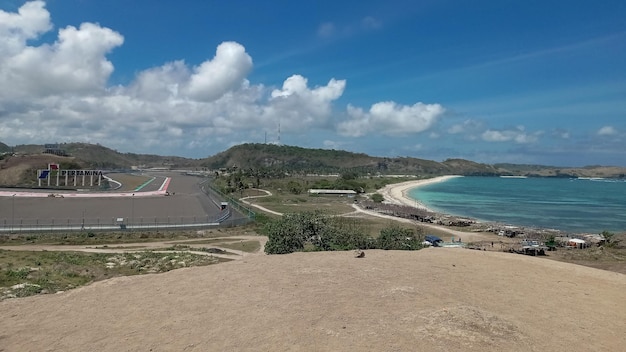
0, 142, 11, 153
8, 142, 200, 169
200, 143, 501, 176
1, 141, 625, 186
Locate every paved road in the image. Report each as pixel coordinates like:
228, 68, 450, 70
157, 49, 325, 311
0, 173, 225, 230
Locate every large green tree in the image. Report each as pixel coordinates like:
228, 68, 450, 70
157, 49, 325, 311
264, 212, 374, 254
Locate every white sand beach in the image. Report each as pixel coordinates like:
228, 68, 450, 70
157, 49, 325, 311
379, 175, 462, 210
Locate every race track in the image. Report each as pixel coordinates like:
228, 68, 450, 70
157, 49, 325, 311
0, 173, 229, 231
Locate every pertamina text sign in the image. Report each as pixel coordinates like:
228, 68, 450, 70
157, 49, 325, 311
59, 170, 104, 177
37, 167, 104, 187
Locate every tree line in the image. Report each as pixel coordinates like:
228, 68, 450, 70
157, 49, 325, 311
262, 211, 425, 254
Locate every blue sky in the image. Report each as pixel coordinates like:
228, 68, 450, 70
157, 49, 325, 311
1, 0, 625, 166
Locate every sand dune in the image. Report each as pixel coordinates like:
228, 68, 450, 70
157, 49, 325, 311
1, 248, 625, 351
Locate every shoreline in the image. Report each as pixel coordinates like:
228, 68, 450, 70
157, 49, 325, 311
378, 176, 617, 239
379, 175, 463, 212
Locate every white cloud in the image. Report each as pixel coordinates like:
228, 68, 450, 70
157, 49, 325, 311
481, 127, 541, 144
317, 22, 335, 37
361, 16, 382, 30
1, 1, 124, 100
264, 75, 346, 131
0, 1, 51, 54
448, 124, 464, 134
447, 120, 473, 134
185, 42, 253, 101
0, 2, 442, 157
129, 60, 190, 101
128, 42, 253, 103
552, 129, 570, 139
597, 126, 617, 136
409, 143, 424, 151
323, 140, 350, 150
318, 16, 381, 39
338, 101, 444, 137
4, 28, 123, 98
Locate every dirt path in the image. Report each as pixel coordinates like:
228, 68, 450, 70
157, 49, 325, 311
239, 189, 283, 216
239, 188, 501, 244
0, 235, 267, 260
349, 203, 500, 242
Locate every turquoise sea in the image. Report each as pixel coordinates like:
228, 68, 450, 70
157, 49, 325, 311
407, 176, 626, 234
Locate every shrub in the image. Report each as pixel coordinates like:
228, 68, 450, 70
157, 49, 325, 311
264, 212, 425, 254
264, 212, 315, 254
264, 212, 373, 254
370, 193, 384, 203
378, 225, 423, 250
287, 180, 304, 194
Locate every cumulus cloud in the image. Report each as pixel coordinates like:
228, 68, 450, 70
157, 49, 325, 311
0, 0, 51, 53
338, 102, 445, 137
0, 3, 124, 100
0, 2, 442, 157
481, 127, 541, 144
128, 42, 253, 103
128, 60, 190, 101
597, 126, 617, 136
264, 75, 345, 130
448, 119, 483, 135
185, 42, 253, 101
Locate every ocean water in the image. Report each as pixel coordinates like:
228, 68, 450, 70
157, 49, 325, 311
407, 176, 626, 234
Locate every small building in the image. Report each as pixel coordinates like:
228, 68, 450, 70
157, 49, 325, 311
307, 189, 357, 196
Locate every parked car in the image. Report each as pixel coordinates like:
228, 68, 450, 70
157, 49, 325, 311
425, 235, 443, 247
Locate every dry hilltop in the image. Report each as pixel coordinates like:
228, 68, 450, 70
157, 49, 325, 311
1, 248, 625, 351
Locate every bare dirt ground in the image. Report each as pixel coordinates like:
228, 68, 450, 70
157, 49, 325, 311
1, 247, 625, 352
0, 235, 266, 261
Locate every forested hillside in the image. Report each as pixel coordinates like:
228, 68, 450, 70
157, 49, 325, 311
1, 141, 625, 183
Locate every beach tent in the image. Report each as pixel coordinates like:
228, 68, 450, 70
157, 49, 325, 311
567, 238, 586, 248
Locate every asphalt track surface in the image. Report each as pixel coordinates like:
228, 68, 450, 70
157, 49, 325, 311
0, 173, 225, 230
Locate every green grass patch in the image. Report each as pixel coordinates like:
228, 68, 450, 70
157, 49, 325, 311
217, 240, 261, 253
108, 173, 154, 192
166, 238, 244, 245
334, 216, 418, 238
247, 190, 358, 215
254, 196, 281, 204
0, 249, 229, 300
193, 247, 236, 255
93, 245, 148, 249
0, 227, 253, 246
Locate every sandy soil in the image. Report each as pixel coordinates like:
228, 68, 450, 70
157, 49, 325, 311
1, 248, 625, 351
0, 236, 266, 261
379, 175, 462, 210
